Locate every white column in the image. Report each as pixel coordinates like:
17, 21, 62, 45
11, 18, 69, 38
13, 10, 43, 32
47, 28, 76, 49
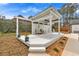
58, 18, 60, 33
38, 22, 39, 33
16, 17, 19, 38
32, 21, 34, 34
49, 13, 53, 33
43, 21, 44, 34
49, 18, 52, 33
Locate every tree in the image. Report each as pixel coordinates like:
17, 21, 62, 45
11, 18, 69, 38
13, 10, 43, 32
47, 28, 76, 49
17, 15, 24, 18
60, 3, 76, 24
28, 16, 33, 19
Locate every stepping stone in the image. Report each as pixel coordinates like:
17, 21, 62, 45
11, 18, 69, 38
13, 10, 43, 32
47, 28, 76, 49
29, 47, 45, 53
28, 52, 49, 56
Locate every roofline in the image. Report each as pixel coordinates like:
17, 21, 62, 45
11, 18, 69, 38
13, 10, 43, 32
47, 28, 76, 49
30, 6, 55, 18
30, 6, 61, 20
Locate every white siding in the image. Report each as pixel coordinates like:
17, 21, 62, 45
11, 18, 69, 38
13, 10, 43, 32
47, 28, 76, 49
72, 25, 79, 33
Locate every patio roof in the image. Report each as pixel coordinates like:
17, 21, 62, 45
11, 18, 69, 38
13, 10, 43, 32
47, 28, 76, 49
30, 7, 61, 21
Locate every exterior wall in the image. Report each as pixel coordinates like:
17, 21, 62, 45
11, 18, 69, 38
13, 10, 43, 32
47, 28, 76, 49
62, 19, 79, 33
34, 23, 39, 34
69, 19, 79, 25
33, 23, 50, 34
69, 19, 79, 33
42, 25, 50, 34
72, 25, 79, 33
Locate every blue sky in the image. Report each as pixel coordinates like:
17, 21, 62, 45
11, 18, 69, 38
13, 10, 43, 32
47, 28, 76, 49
0, 3, 64, 19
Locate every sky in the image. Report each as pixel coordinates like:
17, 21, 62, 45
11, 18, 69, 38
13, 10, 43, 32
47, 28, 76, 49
0, 3, 64, 19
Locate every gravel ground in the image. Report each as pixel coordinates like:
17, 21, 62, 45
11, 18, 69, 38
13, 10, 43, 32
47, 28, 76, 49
0, 33, 29, 56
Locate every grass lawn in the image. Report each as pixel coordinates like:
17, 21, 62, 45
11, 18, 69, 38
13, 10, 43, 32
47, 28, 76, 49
0, 32, 2, 36
0, 32, 30, 56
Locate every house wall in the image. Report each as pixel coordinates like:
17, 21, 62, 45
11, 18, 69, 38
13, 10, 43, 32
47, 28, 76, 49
33, 23, 50, 34
62, 19, 79, 33
42, 25, 50, 34
72, 25, 79, 33
33, 23, 38, 34
69, 19, 79, 25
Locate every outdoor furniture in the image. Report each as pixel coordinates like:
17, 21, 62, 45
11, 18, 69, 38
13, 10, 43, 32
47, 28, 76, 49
25, 36, 29, 42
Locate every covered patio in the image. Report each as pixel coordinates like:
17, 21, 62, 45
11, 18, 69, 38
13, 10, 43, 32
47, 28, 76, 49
30, 7, 62, 34
16, 7, 64, 56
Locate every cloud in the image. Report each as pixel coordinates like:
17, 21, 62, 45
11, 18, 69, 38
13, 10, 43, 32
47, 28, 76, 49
75, 10, 79, 14
21, 7, 42, 14
6, 15, 13, 19
21, 10, 27, 13
0, 3, 8, 4
0, 3, 9, 5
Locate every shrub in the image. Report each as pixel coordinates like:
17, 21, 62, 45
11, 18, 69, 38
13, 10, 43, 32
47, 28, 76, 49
0, 20, 31, 33
53, 48, 59, 53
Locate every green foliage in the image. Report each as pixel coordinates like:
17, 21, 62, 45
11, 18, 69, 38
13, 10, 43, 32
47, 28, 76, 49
0, 20, 31, 33
59, 3, 78, 24
60, 4, 76, 15
53, 48, 59, 53
17, 15, 24, 18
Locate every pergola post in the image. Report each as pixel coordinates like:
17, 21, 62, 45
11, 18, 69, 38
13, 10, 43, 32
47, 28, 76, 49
32, 21, 34, 34
16, 17, 19, 38
49, 17, 52, 33
49, 11, 53, 33
58, 18, 60, 33
38, 22, 39, 34
43, 22, 44, 33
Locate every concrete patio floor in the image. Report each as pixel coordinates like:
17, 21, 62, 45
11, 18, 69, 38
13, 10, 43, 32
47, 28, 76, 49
27, 33, 62, 56
28, 33, 79, 56
62, 33, 79, 56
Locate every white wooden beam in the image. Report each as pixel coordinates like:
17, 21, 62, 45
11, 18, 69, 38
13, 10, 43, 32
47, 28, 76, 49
17, 17, 26, 20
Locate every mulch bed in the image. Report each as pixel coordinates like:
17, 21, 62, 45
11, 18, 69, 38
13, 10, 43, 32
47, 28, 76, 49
46, 36, 68, 56
0, 33, 29, 56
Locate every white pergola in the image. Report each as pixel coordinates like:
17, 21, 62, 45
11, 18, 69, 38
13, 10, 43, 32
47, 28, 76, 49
30, 7, 62, 34
15, 7, 62, 54
16, 17, 26, 38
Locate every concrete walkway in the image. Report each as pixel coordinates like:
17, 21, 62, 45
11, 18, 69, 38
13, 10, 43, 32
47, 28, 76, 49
28, 52, 49, 56
62, 33, 79, 56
